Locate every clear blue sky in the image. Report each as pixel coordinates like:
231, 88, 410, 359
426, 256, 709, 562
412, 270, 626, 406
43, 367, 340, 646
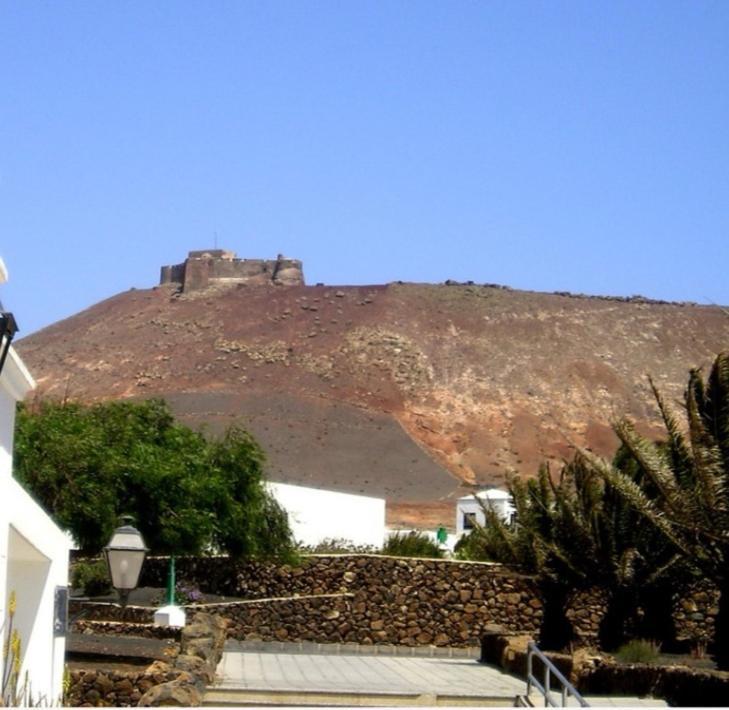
1, 1, 728, 335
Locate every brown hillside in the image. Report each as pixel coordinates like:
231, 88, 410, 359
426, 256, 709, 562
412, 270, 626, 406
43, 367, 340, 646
16, 279, 729, 528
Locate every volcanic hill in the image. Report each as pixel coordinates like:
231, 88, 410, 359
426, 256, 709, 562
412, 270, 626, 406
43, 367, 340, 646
16, 251, 729, 528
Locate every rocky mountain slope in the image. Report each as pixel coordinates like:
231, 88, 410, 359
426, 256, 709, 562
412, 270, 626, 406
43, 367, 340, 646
17, 277, 729, 528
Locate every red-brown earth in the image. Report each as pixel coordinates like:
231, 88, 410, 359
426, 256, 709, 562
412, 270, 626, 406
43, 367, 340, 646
16, 280, 729, 528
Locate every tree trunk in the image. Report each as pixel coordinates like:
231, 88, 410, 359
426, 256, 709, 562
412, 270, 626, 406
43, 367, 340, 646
539, 581, 573, 650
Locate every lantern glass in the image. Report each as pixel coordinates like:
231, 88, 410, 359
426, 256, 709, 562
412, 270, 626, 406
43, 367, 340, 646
103, 522, 148, 596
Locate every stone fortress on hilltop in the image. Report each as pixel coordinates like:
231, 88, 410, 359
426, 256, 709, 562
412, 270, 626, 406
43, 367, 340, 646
160, 249, 305, 293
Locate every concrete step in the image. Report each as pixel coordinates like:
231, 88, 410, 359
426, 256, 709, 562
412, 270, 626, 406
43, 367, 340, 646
204, 686, 520, 706
522, 690, 667, 707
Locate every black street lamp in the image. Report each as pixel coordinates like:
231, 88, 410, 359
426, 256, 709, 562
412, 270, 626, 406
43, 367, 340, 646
0, 310, 18, 376
103, 516, 148, 608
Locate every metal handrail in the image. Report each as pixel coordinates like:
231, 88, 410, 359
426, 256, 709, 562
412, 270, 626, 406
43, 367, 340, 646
525, 641, 589, 707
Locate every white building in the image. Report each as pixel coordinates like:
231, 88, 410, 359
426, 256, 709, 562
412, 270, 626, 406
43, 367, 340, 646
267, 482, 386, 549
0, 260, 70, 704
455, 487, 515, 537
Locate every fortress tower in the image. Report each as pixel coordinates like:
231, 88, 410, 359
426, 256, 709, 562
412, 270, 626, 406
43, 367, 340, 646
160, 250, 305, 292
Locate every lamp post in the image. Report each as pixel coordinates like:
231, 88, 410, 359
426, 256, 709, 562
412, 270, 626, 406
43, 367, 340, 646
0, 310, 18, 376
153, 555, 186, 628
103, 516, 148, 609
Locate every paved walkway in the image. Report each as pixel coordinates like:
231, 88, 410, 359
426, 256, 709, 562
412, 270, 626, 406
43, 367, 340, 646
210, 644, 668, 707
216, 647, 525, 698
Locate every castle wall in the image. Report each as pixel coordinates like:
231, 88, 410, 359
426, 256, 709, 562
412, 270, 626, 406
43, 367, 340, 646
184, 258, 210, 291
159, 251, 305, 291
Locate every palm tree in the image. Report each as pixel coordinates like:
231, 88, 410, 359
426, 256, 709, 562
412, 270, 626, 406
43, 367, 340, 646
582, 352, 729, 668
458, 455, 683, 649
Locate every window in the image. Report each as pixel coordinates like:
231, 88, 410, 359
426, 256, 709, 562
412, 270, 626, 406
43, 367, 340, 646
463, 512, 477, 530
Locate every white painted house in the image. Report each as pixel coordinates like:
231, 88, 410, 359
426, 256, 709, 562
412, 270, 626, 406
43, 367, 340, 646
455, 487, 515, 537
267, 482, 386, 549
0, 259, 70, 704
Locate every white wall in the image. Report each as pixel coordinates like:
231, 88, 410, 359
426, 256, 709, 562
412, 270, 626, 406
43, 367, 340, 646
267, 482, 386, 549
0, 345, 69, 704
0, 385, 15, 478
455, 491, 515, 536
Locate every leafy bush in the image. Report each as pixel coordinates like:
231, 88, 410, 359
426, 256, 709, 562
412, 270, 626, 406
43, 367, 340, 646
454, 528, 501, 562
14, 398, 295, 560
615, 639, 660, 664
382, 531, 444, 559
70, 559, 112, 597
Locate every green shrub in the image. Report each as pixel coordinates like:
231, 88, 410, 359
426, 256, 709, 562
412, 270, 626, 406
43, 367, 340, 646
382, 531, 444, 559
453, 528, 501, 561
14, 398, 296, 559
71, 559, 112, 597
615, 639, 660, 664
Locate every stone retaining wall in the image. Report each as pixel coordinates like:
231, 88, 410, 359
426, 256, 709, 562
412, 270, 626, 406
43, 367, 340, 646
191, 594, 354, 644
76, 554, 722, 650
564, 587, 608, 648
672, 580, 720, 651
141, 555, 542, 647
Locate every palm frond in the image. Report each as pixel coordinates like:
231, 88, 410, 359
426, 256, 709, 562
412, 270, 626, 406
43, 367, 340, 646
578, 447, 692, 558
702, 353, 729, 475
612, 419, 693, 522
648, 377, 694, 490
685, 382, 727, 518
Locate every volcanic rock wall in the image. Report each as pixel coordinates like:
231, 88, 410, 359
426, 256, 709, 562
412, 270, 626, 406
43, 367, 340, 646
140, 554, 543, 646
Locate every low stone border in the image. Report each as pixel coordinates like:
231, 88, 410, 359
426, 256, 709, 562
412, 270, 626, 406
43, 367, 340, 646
66, 612, 228, 706
582, 663, 729, 707
137, 612, 228, 706
480, 626, 729, 707
72, 620, 181, 640
227, 638, 480, 658
69, 599, 154, 624
67, 663, 180, 707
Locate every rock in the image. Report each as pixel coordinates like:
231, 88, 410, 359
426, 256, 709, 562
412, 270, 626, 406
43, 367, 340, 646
184, 636, 217, 661
113, 678, 135, 694
84, 688, 102, 704
94, 672, 114, 695
180, 623, 212, 641
175, 654, 215, 684
370, 619, 384, 631
138, 679, 155, 693
145, 661, 173, 676
137, 680, 202, 707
